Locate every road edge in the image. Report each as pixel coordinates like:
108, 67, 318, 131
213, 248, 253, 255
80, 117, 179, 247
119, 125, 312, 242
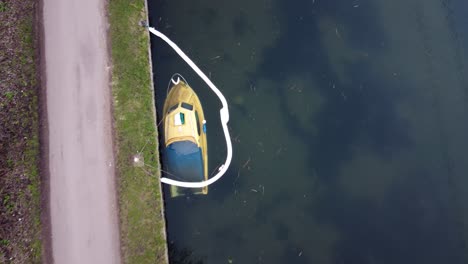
36, 0, 53, 262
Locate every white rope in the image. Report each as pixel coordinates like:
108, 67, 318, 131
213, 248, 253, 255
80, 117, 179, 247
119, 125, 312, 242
148, 27, 233, 188
167, 73, 188, 94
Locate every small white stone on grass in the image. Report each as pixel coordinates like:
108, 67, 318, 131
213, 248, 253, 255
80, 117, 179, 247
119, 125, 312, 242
132, 153, 144, 167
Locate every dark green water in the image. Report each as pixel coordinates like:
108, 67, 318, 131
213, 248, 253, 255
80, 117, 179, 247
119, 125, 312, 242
148, 0, 468, 263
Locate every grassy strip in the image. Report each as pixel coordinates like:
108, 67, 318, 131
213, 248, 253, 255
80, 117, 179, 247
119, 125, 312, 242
0, 1, 42, 263
20, 12, 42, 262
108, 0, 168, 263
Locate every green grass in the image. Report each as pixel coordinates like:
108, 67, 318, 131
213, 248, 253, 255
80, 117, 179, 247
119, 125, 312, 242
19, 13, 42, 263
24, 120, 41, 262
109, 1, 168, 263
0, 2, 7, 13
5, 91, 14, 100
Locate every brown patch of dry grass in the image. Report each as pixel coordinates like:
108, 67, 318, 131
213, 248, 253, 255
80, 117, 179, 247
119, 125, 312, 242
0, 0, 42, 263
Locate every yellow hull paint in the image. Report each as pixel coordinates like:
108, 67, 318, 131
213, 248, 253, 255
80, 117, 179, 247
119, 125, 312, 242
163, 81, 208, 195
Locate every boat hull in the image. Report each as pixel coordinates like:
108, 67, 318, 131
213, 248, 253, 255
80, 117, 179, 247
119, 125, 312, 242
162, 79, 208, 197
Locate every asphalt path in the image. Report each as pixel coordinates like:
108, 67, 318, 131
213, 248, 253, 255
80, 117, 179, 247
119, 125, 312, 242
42, 0, 121, 263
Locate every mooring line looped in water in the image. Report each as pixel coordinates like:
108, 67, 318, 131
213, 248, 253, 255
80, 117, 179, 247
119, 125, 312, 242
147, 26, 233, 188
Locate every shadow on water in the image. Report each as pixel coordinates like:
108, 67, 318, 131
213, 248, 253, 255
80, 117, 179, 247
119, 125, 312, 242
259, 0, 386, 79
313, 170, 464, 264
257, 0, 409, 182
168, 243, 205, 264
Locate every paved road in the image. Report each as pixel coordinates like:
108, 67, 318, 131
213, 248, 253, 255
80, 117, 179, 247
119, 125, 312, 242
42, 0, 121, 263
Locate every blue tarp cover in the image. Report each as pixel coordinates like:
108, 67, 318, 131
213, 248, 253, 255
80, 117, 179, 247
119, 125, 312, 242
165, 140, 204, 182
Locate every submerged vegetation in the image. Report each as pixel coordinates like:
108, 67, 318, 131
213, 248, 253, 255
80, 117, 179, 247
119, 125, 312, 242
0, 1, 42, 263
108, 0, 168, 263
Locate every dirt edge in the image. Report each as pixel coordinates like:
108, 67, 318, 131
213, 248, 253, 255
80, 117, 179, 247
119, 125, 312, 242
36, 0, 53, 262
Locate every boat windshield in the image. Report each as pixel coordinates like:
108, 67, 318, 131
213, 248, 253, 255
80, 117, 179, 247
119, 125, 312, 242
181, 102, 193, 110
167, 103, 178, 113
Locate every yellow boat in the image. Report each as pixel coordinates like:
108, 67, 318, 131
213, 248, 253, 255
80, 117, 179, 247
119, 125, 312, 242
163, 75, 208, 197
